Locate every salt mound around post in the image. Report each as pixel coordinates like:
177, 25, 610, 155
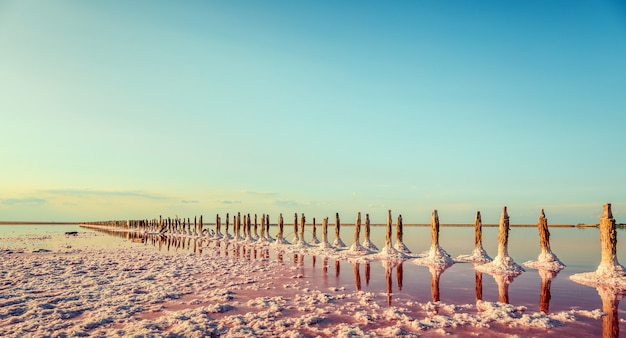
413, 210, 453, 266
455, 211, 492, 263
375, 210, 406, 259
476, 207, 524, 275
349, 212, 368, 253
361, 214, 378, 251
571, 203, 626, 289
523, 209, 565, 271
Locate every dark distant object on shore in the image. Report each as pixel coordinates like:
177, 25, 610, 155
65, 231, 78, 236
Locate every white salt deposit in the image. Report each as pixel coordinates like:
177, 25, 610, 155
455, 246, 492, 263
475, 253, 524, 275
413, 246, 455, 267
0, 227, 615, 337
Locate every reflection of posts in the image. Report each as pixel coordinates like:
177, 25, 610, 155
335, 260, 340, 277
598, 286, 623, 338
475, 270, 483, 301
539, 269, 557, 314
430, 266, 441, 303
495, 274, 515, 304
365, 262, 371, 286
353, 262, 362, 291
397, 262, 403, 291
386, 262, 393, 306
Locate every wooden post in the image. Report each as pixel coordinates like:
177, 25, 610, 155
474, 211, 483, 251
396, 214, 403, 244
199, 215, 203, 236
321, 217, 330, 248
364, 213, 371, 244
311, 217, 320, 244
225, 213, 230, 239
538, 209, 550, 255
276, 213, 285, 244
260, 214, 265, 240
254, 214, 258, 239
350, 212, 363, 251
497, 207, 509, 258
386, 210, 392, 249
299, 213, 306, 245
294, 213, 299, 242
354, 212, 361, 245
333, 212, 345, 247
596, 203, 625, 277
363, 213, 378, 251
266, 214, 272, 240
431, 210, 440, 250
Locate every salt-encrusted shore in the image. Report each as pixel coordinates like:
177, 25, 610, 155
0, 231, 611, 337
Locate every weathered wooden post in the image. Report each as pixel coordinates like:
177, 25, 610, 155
293, 213, 299, 242
311, 217, 320, 244
297, 213, 306, 246
350, 212, 364, 252
597, 204, 625, 278
395, 214, 411, 253
266, 214, 273, 241
199, 215, 203, 237
456, 211, 491, 262
524, 209, 565, 270
362, 213, 378, 251
225, 213, 230, 240
320, 217, 331, 248
216, 214, 222, 238
254, 214, 258, 239
275, 213, 287, 245
385, 210, 392, 250
333, 212, 346, 247
476, 206, 523, 274
260, 213, 266, 241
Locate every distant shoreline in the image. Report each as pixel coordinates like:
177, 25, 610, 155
0, 221, 80, 225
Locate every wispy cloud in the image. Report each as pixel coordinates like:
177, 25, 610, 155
1, 197, 47, 206
181, 200, 199, 204
220, 200, 242, 205
240, 190, 277, 196
274, 200, 305, 207
42, 188, 167, 200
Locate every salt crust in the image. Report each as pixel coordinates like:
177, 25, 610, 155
0, 229, 610, 337
455, 246, 492, 263
523, 250, 566, 271
475, 254, 525, 276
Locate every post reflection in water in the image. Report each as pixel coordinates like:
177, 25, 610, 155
385, 261, 393, 306
597, 286, 624, 338
494, 274, 517, 304
353, 262, 362, 291
335, 260, 340, 278
365, 262, 371, 287
475, 270, 483, 301
322, 257, 328, 287
397, 262, 403, 291
538, 269, 558, 314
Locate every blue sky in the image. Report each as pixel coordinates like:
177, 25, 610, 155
1, 1, 625, 224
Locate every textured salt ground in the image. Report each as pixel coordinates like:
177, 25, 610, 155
0, 231, 616, 337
